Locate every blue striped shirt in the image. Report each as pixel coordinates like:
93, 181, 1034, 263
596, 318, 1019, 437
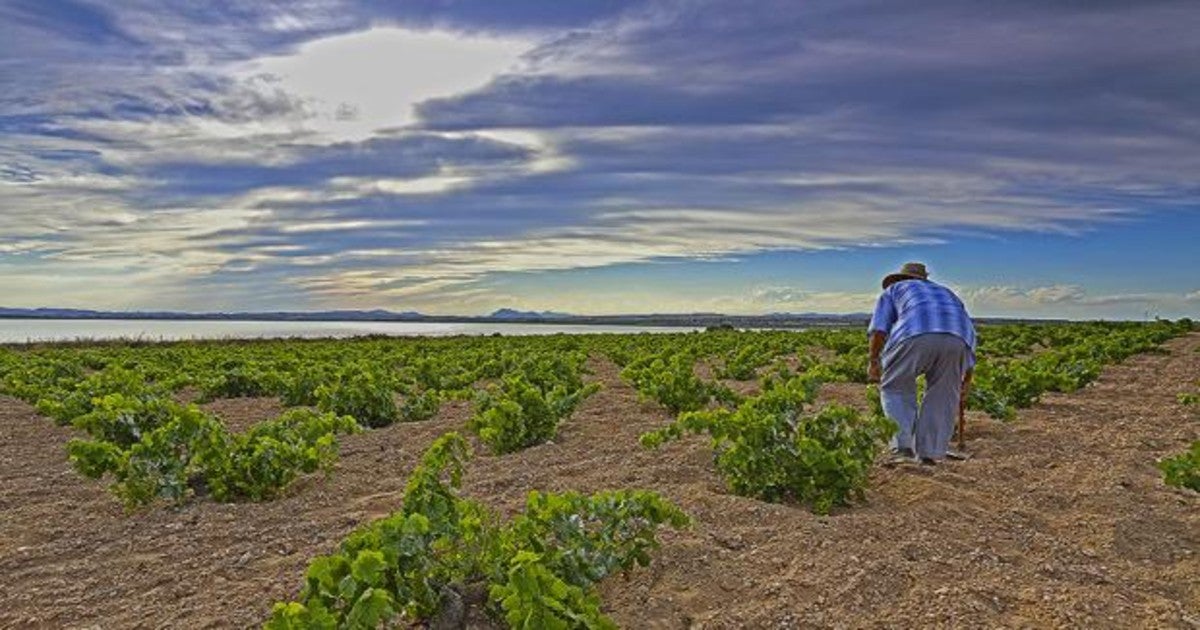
868, 280, 977, 367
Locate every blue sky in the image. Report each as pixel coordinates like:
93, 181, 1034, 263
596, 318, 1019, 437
1, 0, 1198, 318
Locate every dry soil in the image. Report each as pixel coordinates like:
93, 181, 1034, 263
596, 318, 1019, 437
1, 335, 1197, 628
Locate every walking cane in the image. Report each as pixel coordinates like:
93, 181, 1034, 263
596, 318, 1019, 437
955, 403, 965, 451
947, 392, 969, 460
949, 370, 973, 459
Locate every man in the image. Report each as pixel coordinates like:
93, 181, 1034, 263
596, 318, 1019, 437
866, 262, 976, 465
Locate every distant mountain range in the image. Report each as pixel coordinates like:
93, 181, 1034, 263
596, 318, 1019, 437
0, 306, 877, 328
0, 306, 1076, 328
488, 308, 573, 320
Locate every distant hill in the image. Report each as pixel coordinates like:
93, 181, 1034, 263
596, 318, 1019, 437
488, 308, 573, 320
0, 307, 426, 322
767, 312, 871, 320
0, 306, 1070, 328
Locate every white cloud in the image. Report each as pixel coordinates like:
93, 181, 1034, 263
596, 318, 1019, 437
961, 284, 1198, 317
273, 192, 1117, 307
752, 286, 808, 304
742, 286, 875, 313
331, 172, 472, 196
239, 27, 533, 142
1025, 284, 1087, 305
59, 26, 536, 167
277, 218, 426, 234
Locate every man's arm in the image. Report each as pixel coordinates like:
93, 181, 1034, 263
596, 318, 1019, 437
868, 331, 887, 383
866, 290, 896, 384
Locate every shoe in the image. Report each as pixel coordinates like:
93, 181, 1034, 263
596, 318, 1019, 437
885, 447, 916, 466
919, 457, 938, 466
945, 448, 970, 461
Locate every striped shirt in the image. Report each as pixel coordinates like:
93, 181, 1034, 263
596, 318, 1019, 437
867, 279, 977, 367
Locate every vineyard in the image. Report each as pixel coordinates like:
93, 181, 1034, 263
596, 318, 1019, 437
1, 320, 1197, 627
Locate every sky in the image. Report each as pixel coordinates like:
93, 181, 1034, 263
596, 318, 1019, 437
1, 0, 1198, 319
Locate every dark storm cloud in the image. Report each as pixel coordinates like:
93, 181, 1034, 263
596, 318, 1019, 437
417, 0, 1200, 134
394, 0, 1200, 250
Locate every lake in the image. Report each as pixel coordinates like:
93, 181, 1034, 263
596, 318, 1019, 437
0, 319, 703, 344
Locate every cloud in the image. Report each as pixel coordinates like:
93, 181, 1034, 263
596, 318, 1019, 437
236, 27, 532, 141
745, 286, 877, 314
962, 284, 1198, 315
1025, 285, 1088, 305
1, 1, 1199, 314
144, 132, 533, 195
752, 286, 809, 305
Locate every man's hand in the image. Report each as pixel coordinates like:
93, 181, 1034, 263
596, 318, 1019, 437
867, 331, 887, 384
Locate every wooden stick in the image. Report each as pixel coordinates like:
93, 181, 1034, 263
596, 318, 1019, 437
956, 404, 966, 450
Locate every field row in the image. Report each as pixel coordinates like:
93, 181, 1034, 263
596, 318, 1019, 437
1, 320, 1195, 627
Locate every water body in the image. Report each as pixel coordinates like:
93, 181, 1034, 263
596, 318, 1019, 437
0, 319, 703, 344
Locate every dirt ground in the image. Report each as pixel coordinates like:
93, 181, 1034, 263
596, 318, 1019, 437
1, 335, 1197, 628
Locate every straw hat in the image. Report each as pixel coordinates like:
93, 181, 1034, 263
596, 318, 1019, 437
882, 262, 929, 289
